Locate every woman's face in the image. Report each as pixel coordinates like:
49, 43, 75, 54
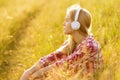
63, 14, 74, 34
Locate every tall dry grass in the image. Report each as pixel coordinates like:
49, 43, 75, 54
0, 0, 120, 80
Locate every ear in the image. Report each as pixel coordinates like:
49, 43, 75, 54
71, 21, 80, 30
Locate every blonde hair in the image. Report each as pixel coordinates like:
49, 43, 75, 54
56, 4, 92, 55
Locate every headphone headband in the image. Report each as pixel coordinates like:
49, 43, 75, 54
74, 8, 82, 21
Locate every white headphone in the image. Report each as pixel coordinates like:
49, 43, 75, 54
71, 7, 82, 30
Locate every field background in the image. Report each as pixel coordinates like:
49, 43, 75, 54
0, 0, 120, 80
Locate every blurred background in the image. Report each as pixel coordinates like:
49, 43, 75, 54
0, 0, 120, 80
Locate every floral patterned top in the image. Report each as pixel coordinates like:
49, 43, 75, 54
39, 34, 104, 73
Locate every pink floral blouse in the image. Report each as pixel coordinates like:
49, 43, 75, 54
39, 34, 104, 73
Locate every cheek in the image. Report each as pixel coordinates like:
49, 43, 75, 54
64, 22, 74, 34
65, 22, 71, 28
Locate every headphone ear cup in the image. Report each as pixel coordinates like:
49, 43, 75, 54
71, 21, 80, 30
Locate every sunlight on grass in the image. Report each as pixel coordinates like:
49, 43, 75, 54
0, 0, 120, 80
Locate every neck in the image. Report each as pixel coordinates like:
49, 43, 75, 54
71, 31, 88, 46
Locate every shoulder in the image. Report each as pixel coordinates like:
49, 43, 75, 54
85, 36, 101, 53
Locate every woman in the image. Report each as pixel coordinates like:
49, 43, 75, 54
20, 4, 104, 80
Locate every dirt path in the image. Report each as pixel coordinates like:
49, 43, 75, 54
0, 2, 46, 80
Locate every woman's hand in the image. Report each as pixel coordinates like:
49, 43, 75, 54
29, 68, 44, 80
20, 61, 44, 80
29, 64, 55, 80
20, 67, 44, 80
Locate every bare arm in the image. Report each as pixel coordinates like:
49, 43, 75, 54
20, 51, 67, 80
20, 40, 69, 80
29, 63, 56, 80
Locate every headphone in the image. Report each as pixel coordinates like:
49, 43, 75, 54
71, 7, 82, 30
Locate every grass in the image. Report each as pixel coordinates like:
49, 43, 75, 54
0, 0, 120, 80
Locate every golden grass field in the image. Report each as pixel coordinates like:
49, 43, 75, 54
0, 0, 120, 80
